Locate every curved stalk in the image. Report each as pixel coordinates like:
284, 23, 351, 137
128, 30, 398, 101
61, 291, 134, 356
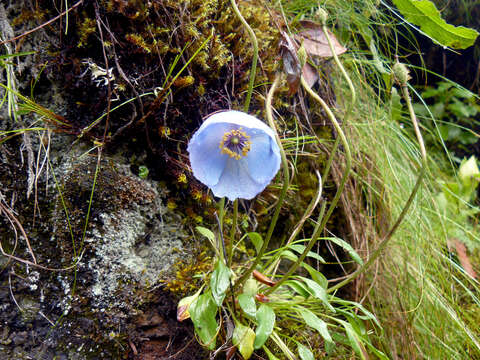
234, 74, 289, 290
320, 19, 356, 183
265, 76, 352, 294
266, 170, 322, 275
230, 0, 258, 112
327, 81, 427, 294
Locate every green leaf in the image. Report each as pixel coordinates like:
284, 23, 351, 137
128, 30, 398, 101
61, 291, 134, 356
283, 280, 310, 298
138, 165, 149, 179
390, 87, 403, 121
254, 305, 275, 349
263, 346, 281, 360
280, 250, 298, 262
298, 307, 333, 344
297, 343, 315, 360
301, 263, 328, 289
325, 237, 363, 265
196, 226, 215, 242
196, 226, 217, 252
391, 0, 479, 49
233, 323, 255, 359
189, 291, 218, 350
299, 276, 335, 312
288, 244, 326, 263
247, 232, 263, 254
210, 260, 231, 306
238, 293, 257, 318
340, 320, 367, 360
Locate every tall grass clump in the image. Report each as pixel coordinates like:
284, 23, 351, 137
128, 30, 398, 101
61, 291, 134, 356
281, 0, 480, 357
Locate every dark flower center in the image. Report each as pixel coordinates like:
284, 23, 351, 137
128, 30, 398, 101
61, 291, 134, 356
219, 128, 251, 160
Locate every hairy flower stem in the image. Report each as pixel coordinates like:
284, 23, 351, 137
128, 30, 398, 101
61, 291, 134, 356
234, 75, 289, 290
217, 197, 226, 264
265, 76, 351, 295
230, 0, 258, 113
327, 81, 427, 294
228, 199, 238, 266
320, 20, 356, 184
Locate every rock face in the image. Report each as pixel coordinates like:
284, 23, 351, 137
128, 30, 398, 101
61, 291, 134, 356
1, 0, 278, 358
0, 0, 206, 356
0, 141, 203, 358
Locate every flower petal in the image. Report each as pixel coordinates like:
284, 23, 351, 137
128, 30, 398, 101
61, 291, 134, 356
202, 111, 276, 139
245, 131, 281, 185
188, 122, 230, 187
211, 158, 266, 200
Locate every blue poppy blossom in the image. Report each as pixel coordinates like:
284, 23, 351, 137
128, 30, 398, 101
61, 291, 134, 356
188, 110, 281, 200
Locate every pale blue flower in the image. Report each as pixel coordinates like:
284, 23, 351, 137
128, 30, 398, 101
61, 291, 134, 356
188, 110, 281, 200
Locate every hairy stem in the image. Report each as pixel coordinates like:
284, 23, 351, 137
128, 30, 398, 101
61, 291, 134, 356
234, 74, 289, 290
320, 21, 356, 184
228, 198, 238, 266
265, 76, 352, 294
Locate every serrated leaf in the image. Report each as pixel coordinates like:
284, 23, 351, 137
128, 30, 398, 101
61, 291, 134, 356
325, 237, 363, 265
189, 291, 218, 350
299, 276, 335, 312
247, 232, 263, 254
233, 323, 255, 359
210, 260, 231, 306
298, 308, 333, 344
391, 0, 479, 49
297, 343, 315, 360
254, 305, 275, 349
238, 294, 257, 318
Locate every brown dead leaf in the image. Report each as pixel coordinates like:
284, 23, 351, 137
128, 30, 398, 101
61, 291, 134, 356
253, 269, 276, 287
280, 31, 302, 96
295, 20, 347, 58
302, 62, 319, 88
453, 239, 477, 279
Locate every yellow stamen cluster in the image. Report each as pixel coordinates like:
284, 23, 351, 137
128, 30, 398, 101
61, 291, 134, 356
219, 128, 251, 160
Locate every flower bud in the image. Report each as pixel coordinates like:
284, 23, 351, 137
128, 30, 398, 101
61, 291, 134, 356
317, 8, 328, 25
459, 156, 480, 187
393, 62, 411, 85
297, 42, 308, 69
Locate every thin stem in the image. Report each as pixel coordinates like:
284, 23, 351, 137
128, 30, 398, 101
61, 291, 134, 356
327, 82, 427, 294
234, 74, 289, 290
265, 76, 352, 294
266, 201, 327, 295
228, 198, 238, 266
320, 21, 356, 184
215, 197, 226, 263
267, 170, 322, 276
230, 0, 258, 112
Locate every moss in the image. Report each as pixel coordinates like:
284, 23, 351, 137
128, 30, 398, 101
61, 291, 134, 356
77, 15, 97, 48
